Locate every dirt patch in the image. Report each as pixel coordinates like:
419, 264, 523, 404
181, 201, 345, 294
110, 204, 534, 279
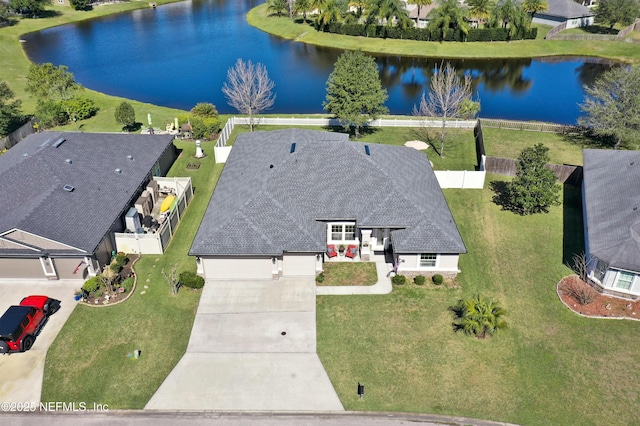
557, 275, 640, 320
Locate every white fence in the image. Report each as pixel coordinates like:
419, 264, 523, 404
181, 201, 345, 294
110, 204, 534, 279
214, 116, 485, 189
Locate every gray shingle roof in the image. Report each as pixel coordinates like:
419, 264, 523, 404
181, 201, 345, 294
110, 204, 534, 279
583, 149, 640, 272
0, 132, 174, 254
190, 129, 465, 256
533, 0, 593, 18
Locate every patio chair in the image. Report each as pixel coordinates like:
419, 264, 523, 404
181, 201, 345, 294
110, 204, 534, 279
326, 244, 338, 258
345, 245, 358, 259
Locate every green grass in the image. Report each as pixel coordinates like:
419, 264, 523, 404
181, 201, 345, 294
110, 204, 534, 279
248, 4, 640, 63
0, 2, 187, 124
317, 176, 640, 425
482, 127, 587, 165
41, 138, 224, 408
318, 262, 378, 286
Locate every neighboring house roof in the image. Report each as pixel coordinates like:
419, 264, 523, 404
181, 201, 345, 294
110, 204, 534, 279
532, 0, 594, 18
407, 3, 438, 20
583, 149, 640, 273
190, 129, 466, 256
0, 132, 174, 255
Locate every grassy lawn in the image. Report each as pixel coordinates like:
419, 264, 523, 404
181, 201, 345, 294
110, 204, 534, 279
482, 127, 588, 165
41, 138, 224, 408
317, 175, 640, 425
318, 262, 378, 286
248, 4, 640, 63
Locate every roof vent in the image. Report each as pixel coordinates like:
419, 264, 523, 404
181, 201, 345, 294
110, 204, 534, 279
631, 161, 635, 166
65, 158, 72, 164
52, 138, 66, 148
290, 143, 296, 154
127, 155, 134, 161
22, 153, 28, 157
364, 145, 370, 156
63, 184, 74, 192
635, 206, 638, 211
269, 164, 274, 169
115, 168, 122, 174
39, 138, 53, 147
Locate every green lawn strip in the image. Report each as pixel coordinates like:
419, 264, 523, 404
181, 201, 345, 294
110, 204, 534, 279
0, 2, 186, 119
248, 5, 640, 63
318, 262, 378, 286
482, 127, 586, 166
317, 175, 640, 425
41, 139, 223, 408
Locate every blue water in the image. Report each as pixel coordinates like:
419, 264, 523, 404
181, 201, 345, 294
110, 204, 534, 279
21, 0, 613, 124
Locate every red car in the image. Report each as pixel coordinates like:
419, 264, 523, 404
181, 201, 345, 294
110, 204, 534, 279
0, 295, 60, 354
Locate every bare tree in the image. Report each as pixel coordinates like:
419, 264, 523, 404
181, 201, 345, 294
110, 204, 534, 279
161, 264, 180, 296
413, 61, 475, 157
222, 59, 276, 132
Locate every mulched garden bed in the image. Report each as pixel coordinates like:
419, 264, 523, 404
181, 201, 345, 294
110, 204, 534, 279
557, 275, 640, 320
80, 255, 139, 307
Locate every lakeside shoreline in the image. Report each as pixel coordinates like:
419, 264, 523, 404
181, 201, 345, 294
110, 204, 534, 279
246, 4, 640, 63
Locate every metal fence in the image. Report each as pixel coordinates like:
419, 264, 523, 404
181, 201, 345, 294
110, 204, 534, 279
480, 118, 580, 134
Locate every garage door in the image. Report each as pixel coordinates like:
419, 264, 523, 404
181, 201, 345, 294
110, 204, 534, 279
202, 257, 273, 280
282, 254, 316, 277
0, 258, 45, 279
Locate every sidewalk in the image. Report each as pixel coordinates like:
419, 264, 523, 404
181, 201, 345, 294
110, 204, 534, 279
316, 262, 393, 295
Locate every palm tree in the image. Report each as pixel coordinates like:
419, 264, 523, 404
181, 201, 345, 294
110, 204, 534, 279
450, 294, 507, 339
490, 0, 529, 38
316, 0, 343, 29
521, 0, 548, 20
427, 0, 469, 40
408, 0, 433, 21
267, 0, 289, 17
295, 0, 312, 21
467, 0, 495, 27
349, 0, 367, 17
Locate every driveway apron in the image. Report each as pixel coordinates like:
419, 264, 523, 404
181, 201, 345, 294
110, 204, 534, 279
146, 278, 344, 411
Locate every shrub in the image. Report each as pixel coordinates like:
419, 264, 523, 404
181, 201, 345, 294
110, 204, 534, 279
62, 97, 99, 120
114, 101, 135, 130
392, 274, 406, 285
109, 263, 122, 274
82, 276, 102, 293
560, 277, 597, 305
414, 275, 426, 285
316, 273, 325, 283
120, 277, 134, 293
115, 253, 128, 267
35, 99, 68, 128
179, 271, 205, 289
432, 274, 444, 285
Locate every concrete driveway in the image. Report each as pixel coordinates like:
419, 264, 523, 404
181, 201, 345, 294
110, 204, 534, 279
0, 280, 80, 403
146, 278, 344, 411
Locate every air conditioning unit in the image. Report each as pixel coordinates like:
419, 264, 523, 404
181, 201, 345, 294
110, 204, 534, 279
125, 207, 141, 233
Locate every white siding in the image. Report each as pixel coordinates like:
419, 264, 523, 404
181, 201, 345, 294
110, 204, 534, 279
201, 257, 273, 280
282, 254, 317, 276
397, 253, 460, 273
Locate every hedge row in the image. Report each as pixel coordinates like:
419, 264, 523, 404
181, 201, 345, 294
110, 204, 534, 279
320, 23, 537, 42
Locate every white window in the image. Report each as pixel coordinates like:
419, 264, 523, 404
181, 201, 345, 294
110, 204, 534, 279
328, 223, 356, 242
420, 254, 437, 267
615, 271, 634, 290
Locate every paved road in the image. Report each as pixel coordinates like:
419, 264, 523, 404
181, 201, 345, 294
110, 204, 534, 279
0, 411, 520, 426
146, 278, 343, 411
0, 280, 80, 403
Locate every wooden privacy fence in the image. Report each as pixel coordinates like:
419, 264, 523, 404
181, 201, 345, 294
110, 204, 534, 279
485, 156, 582, 184
0, 117, 37, 150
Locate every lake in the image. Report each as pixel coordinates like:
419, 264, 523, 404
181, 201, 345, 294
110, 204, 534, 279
22, 0, 614, 124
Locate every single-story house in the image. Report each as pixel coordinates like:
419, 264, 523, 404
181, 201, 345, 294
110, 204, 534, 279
532, 0, 594, 29
190, 129, 466, 280
583, 149, 640, 299
0, 132, 176, 280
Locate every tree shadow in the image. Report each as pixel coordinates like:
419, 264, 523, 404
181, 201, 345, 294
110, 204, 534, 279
561, 129, 616, 150
123, 122, 142, 132
32, 10, 63, 18
489, 180, 514, 212
578, 25, 618, 35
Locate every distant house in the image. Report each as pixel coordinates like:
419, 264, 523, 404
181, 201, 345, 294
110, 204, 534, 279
0, 132, 177, 280
583, 149, 640, 299
532, 0, 594, 29
404, 1, 438, 28
190, 129, 466, 280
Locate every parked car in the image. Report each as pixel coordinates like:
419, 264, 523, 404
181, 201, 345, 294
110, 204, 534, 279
0, 295, 61, 354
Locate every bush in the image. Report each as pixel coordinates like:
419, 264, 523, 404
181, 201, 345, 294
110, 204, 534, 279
120, 277, 134, 293
114, 101, 136, 130
414, 275, 426, 285
179, 271, 205, 289
35, 99, 68, 128
392, 274, 406, 285
82, 276, 102, 293
560, 277, 597, 305
315, 273, 325, 283
109, 263, 122, 274
62, 97, 99, 120
432, 274, 444, 285
115, 253, 128, 267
